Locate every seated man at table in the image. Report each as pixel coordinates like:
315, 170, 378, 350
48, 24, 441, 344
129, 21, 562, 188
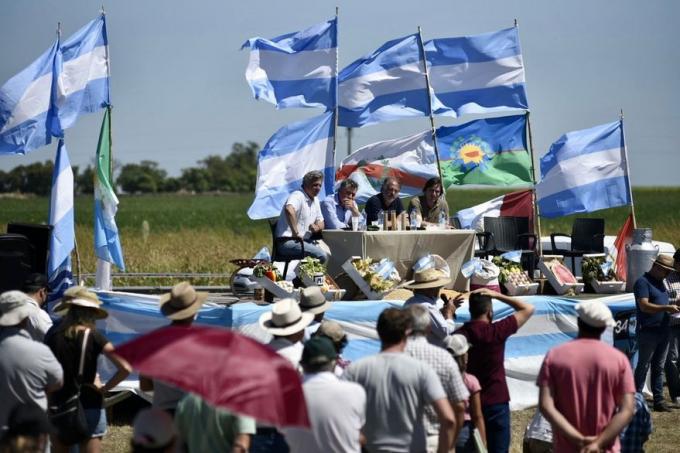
321, 179, 360, 230
364, 176, 404, 224
408, 177, 449, 226
275, 170, 329, 263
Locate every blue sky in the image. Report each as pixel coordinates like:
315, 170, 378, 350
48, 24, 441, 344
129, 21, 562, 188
1, 0, 678, 186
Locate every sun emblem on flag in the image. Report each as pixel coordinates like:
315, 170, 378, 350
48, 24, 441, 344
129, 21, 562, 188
449, 136, 494, 172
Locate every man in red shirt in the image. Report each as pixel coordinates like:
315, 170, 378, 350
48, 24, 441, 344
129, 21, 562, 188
455, 289, 534, 453
537, 300, 635, 452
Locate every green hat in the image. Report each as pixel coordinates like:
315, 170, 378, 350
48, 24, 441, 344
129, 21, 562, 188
301, 336, 337, 366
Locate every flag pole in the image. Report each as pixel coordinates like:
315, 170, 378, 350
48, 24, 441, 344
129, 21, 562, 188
331, 7, 340, 177
620, 109, 637, 228
417, 26, 443, 183
526, 111, 543, 256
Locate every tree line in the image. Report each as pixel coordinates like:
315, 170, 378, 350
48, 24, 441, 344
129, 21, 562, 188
0, 142, 259, 195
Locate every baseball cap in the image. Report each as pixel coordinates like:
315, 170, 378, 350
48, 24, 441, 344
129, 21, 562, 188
575, 300, 615, 328
301, 336, 337, 366
132, 407, 177, 449
444, 334, 470, 357
21, 273, 49, 293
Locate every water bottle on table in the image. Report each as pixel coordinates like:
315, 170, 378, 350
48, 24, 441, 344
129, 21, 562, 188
438, 210, 448, 229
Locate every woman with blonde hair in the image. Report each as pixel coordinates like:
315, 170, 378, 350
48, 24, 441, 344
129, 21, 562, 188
45, 287, 131, 453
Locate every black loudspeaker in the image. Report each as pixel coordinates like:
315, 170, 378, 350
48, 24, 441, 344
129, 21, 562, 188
6, 223, 53, 275
0, 234, 35, 293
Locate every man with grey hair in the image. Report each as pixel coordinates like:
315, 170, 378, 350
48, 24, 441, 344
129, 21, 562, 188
405, 304, 468, 452
275, 170, 329, 263
321, 179, 360, 229
364, 176, 404, 224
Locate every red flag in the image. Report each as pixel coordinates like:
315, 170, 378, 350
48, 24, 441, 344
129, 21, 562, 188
614, 213, 634, 281
116, 326, 309, 428
456, 189, 534, 231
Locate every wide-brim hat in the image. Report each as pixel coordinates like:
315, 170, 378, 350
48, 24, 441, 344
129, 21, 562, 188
159, 282, 208, 321
53, 286, 108, 319
299, 286, 330, 315
259, 298, 314, 336
0, 291, 35, 326
405, 268, 451, 290
653, 254, 675, 271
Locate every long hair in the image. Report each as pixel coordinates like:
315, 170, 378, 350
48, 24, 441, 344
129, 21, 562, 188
58, 306, 99, 340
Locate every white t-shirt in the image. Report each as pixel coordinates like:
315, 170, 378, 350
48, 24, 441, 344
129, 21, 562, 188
343, 352, 446, 453
24, 298, 53, 342
275, 190, 323, 240
268, 337, 304, 370
283, 372, 366, 453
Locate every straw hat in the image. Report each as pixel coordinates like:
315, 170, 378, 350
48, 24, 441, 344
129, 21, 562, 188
652, 254, 675, 271
259, 298, 314, 336
53, 286, 108, 319
299, 286, 330, 315
0, 291, 34, 326
405, 268, 451, 290
159, 282, 208, 321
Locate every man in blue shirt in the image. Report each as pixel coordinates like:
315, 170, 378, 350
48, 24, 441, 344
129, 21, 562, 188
321, 179, 360, 230
633, 254, 679, 411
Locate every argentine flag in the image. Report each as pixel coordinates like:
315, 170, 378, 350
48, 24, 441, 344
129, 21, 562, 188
242, 18, 337, 110
48, 139, 75, 300
247, 112, 335, 220
425, 27, 529, 117
536, 120, 631, 218
0, 40, 59, 155
338, 34, 431, 128
52, 14, 110, 136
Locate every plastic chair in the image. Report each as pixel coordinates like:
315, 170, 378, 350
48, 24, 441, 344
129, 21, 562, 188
0, 234, 35, 293
269, 219, 305, 280
481, 216, 538, 274
550, 218, 605, 274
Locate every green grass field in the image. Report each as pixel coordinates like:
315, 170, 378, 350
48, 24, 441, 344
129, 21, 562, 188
0, 187, 678, 286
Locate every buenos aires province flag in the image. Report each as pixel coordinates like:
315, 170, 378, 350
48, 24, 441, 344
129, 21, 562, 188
437, 114, 532, 188
248, 112, 335, 220
536, 120, 631, 218
94, 108, 125, 270
242, 18, 337, 110
335, 130, 438, 204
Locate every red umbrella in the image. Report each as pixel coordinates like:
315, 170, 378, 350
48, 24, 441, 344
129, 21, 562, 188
116, 325, 309, 428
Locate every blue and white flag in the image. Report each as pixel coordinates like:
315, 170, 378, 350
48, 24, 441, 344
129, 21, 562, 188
48, 139, 74, 300
247, 112, 335, 220
425, 27, 528, 117
242, 18, 337, 110
536, 120, 631, 218
338, 34, 432, 128
52, 14, 110, 135
0, 41, 59, 155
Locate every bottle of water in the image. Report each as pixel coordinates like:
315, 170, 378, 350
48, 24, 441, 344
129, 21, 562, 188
376, 210, 384, 230
438, 210, 448, 229
409, 207, 418, 230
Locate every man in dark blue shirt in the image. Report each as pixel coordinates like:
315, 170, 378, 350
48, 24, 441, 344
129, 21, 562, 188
364, 177, 404, 225
633, 254, 679, 411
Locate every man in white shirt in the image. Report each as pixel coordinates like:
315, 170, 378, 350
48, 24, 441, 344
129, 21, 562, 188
20, 274, 53, 341
275, 170, 329, 263
283, 336, 366, 453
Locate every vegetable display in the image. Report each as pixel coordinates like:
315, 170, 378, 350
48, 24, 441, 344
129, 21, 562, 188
253, 263, 281, 281
492, 257, 532, 285
351, 257, 400, 293
297, 257, 327, 278
581, 255, 616, 282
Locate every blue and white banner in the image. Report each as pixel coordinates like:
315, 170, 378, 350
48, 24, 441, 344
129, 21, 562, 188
52, 14, 110, 135
536, 120, 631, 218
95, 290, 636, 411
47, 139, 74, 300
242, 18, 337, 110
338, 34, 432, 128
0, 41, 59, 155
247, 112, 335, 220
425, 27, 528, 117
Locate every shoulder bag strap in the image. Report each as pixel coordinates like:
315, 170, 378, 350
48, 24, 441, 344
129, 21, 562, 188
77, 328, 91, 383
